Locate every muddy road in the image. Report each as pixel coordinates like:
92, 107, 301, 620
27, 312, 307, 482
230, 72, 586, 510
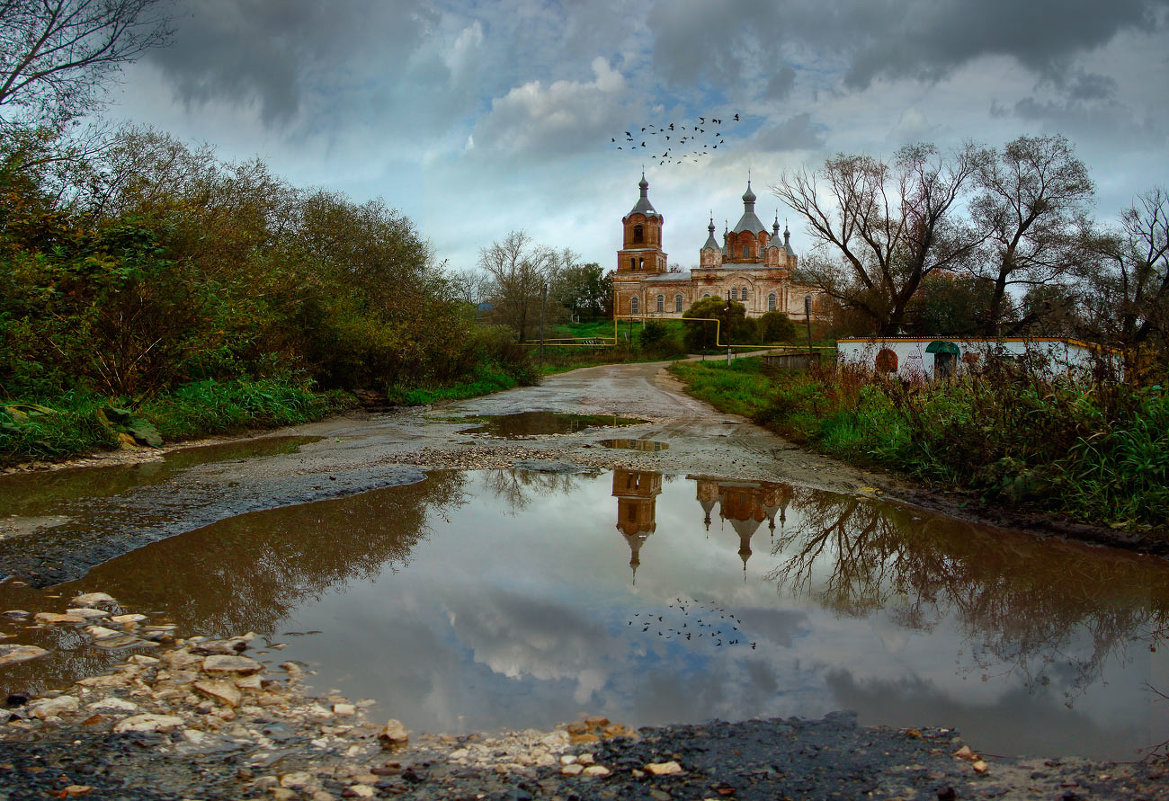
1, 360, 892, 586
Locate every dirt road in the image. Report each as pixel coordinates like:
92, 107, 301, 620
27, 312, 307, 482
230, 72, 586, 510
1, 360, 896, 586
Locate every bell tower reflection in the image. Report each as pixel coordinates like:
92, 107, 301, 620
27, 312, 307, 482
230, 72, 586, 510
691, 477, 794, 576
612, 469, 662, 582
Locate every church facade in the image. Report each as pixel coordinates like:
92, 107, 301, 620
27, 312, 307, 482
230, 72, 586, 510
612, 175, 826, 321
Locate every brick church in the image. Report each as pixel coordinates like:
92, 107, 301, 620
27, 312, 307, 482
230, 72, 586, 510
612, 174, 826, 321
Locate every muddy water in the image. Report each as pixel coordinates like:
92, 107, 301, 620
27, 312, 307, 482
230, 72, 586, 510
2, 470, 1167, 761
456, 412, 645, 438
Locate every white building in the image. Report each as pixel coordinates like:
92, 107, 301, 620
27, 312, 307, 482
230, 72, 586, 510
835, 337, 1118, 381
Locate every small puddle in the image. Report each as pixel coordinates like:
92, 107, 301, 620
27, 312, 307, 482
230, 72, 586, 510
2, 469, 1166, 760
457, 412, 645, 438
598, 438, 669, 451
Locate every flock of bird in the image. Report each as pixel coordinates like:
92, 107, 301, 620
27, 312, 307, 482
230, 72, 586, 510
611, 114, 741, 165
626, 596, 756, 648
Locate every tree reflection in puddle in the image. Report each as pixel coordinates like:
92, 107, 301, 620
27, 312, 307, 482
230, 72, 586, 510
3, 468, 1166, 760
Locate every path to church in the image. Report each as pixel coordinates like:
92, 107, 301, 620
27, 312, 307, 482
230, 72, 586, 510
2, 360, 1164, 799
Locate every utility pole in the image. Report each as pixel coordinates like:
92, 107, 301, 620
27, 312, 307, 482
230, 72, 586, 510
726, 291, 733, 366
804, 294, 813, 369
538, 283, 547, 365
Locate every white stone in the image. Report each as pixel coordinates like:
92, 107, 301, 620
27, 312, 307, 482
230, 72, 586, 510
113, 714, 184, 733
645, 761, 684, 776
583, 765, 611, 777
560, 754, 578, 765
29, 695, 79, 719
194, 680, 242, 708
71, 592, 117, 607
110, 613, 147, 626
34, 612, 85, 625
378, 719, 409, 746
578, 753, 595, 765
202, 654, 263, 675
343, 786, 375, 799
332, 703, 356, 716
85, 625, 121, 639
560, 763, 584, 776
126, 654, 159, 665
279, 771, 314, 789
86, 697, 140, 714
65, 607, 108, 619
0, 644, 48, 666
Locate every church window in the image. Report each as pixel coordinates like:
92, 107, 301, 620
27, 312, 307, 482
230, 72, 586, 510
638, 257, 644, 270
656, 294, 664, 312
630, 296, 639, 315
741, 286, 748, 300
674, 294, 683, 312
633, 225, 644, 244
730, 288, 737, 300
768, 293, 777, 311
702, 293, 710, 299
742, 245, 749, 259
629, 258, 635, 271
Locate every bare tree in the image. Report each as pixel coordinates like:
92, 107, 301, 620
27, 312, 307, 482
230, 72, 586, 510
0, 0, 172, 129
1080, 188, 1169, 351
478, 230, 556, 341
969, 134, 1095, 335
445, 267, 491, 307
773, 143, 980, 335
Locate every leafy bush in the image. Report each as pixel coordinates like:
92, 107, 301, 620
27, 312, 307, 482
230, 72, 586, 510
757, 311, 796, 343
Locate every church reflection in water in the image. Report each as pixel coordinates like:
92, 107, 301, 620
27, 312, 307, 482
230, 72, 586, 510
611, 469, 795, 580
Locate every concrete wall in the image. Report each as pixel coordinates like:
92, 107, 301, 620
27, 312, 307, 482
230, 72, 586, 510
835, 338, 1112, 381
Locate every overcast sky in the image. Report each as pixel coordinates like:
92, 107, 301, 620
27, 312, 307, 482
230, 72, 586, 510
106, 0, 1169, 271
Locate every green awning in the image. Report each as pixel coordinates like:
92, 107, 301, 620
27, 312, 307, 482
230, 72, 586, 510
925, 340, 960, 355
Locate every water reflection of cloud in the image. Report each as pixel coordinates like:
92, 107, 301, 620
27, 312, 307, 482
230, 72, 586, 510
825, 669, 1156, 760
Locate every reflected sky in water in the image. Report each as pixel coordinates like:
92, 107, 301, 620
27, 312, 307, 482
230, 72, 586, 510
4, 469, 1166, 760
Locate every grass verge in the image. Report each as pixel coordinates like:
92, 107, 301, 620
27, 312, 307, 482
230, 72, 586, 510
0, 376, 351, 467
670, 358, 1169, 538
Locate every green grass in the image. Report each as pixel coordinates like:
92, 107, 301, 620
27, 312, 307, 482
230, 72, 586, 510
669, 359, 775, 418
0, 376, 350, 467
670, 357, 1169, 538
384, 362, 519, 405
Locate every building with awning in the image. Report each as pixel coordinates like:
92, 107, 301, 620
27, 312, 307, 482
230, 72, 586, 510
836, 337, 1121, 381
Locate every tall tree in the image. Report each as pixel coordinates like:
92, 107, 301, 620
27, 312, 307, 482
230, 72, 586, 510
0, 0, 171, 129
479, 230, 556, 342
969, 134, 1094, 335
1079, 188, 1169, 352
773, 143, 980, 335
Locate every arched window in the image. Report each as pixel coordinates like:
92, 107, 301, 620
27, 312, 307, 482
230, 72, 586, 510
630, 296, 639, 315
742, 245, 749, 259
656, 294, 664, 312
629, 257, 635, 271
875, 349, 898, 374
638, 257, 644, 270
768, 293, 777, 311
702, 293, 710, 299
633, 225, 644, 244
674, 294, 683, 312
729, 288, 736, 300
740, 286, 748, 300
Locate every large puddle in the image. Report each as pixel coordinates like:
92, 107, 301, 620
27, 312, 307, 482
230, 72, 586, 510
1, 469, 1166, 761
457, 412, 646, 438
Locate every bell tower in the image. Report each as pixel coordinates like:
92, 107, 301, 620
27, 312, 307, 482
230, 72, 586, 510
616, 173, 667, 276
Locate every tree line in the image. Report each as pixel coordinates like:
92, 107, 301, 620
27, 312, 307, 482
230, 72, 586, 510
773, 137, 1168, 363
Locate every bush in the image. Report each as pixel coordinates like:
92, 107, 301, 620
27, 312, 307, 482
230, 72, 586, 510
757, 311, 796, 343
